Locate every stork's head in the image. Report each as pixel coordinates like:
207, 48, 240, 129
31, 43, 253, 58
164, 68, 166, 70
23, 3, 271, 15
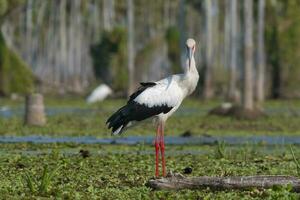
186, 38, 196, 68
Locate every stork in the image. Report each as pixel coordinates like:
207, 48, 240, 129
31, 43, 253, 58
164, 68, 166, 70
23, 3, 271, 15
106, 38, 199, 177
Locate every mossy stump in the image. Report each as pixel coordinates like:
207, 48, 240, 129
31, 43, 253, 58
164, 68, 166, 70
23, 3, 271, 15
24, 93, 46, 126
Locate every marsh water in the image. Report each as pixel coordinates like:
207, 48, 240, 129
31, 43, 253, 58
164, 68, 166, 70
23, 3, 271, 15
0, 135, 299, 145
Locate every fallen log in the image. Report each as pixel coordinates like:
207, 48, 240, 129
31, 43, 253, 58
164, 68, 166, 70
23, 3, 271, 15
147, 173, 300, 192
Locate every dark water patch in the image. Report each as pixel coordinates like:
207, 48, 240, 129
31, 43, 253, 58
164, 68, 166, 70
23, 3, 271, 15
1, 135, 300, 145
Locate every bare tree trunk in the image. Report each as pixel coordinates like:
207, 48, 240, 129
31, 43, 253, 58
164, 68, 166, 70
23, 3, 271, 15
25, 0, 33, 65
127, 0, 135, 96
178, 0, 186, 69
223, 0, 230, 72
243, 0, 254, 110
103, 0, 115, 31
59, 0, 67, 90
163, 0, 170, 30
203, 0, 214, 100
228, 0, 239, 103
256, 0, 266, 110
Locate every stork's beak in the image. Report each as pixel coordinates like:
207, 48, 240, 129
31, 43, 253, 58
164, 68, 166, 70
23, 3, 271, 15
188, 47, 193, 68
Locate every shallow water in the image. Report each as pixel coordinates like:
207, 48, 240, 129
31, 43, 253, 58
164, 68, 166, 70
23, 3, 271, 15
0, 135, 299, 145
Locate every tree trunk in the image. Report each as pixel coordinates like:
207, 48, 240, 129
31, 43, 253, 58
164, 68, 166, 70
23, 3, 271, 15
203, 0, 214, 100
103, 0, 115, 31
163, 0, 170, 30
59, 0, 67, 90
228, 0, 239, 103
178, 0, 186, 69
147, 173, 300, 192
256, 0, 266, 110
243, 0, 254, 110
127, 0, 135, 96
25, 0, 33, 65
223, 0, 230, 75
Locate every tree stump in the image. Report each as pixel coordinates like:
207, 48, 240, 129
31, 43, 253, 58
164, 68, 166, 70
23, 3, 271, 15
24, 93, 46, 126
147, 172, 300, 192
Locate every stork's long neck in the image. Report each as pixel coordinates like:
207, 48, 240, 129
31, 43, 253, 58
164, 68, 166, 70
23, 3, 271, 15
182, 54, 199, 95
184, 55, 198, 76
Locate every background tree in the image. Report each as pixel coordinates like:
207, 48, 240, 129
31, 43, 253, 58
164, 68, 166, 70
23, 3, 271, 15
178, 0, 186, 69
103, 0, 115, 31
1, 0, 300, 102
228, 0, 239, 103
242, 0, 254, 111
127, 0, 135, 96
203, 0, 214, 100
256, 0, 266, 109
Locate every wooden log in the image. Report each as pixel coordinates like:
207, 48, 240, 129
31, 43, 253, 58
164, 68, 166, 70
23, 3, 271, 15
24, 93, 46, 126
147, 173, 300, 192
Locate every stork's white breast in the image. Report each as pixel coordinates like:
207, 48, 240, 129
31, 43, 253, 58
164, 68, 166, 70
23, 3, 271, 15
133, 76, 184, 108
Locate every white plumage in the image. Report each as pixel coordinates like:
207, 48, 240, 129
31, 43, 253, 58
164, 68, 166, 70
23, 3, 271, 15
134, 76, 184, 108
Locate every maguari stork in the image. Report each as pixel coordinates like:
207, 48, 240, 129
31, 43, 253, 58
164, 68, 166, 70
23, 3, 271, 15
106, 38, 199, 177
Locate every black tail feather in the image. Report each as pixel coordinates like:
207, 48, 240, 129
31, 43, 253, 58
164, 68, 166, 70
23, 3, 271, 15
106, 105, 130, 135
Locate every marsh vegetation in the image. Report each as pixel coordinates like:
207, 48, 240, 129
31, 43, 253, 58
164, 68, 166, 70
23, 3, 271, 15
1, 98, 300, 199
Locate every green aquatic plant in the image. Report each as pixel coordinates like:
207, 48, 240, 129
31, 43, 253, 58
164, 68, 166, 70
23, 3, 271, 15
0, 143, 299, 199
215, 140, 227, 159
23, 165, 61, 195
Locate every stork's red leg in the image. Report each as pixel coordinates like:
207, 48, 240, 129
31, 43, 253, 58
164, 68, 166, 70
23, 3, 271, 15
155, 124, 160, 177
160, 123, 166, 177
